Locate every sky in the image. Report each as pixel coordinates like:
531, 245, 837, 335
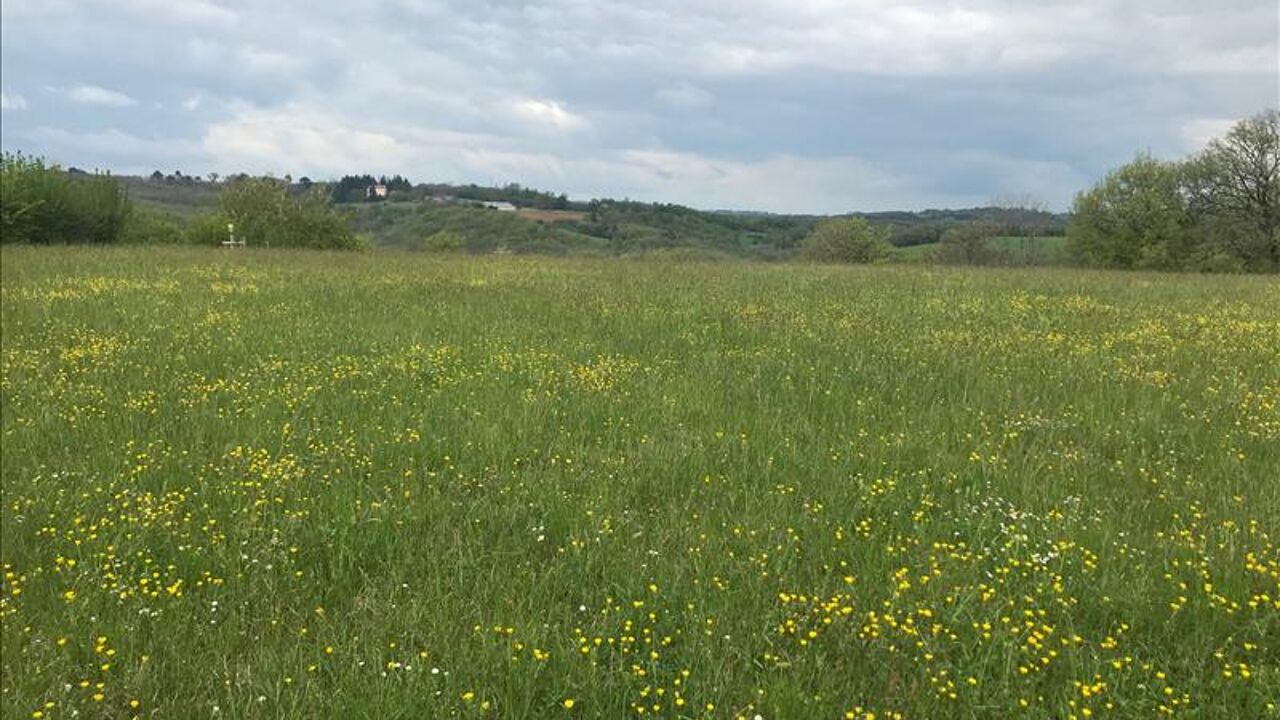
1, 1, 1277, 213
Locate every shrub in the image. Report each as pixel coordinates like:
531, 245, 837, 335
800, 217, 890, 264
420, 230, 465, 252
1067, 154, 1194, 270
1, 152, 131, 244
216, 177, 361, 250
935, 223, 1001, 265
183, 213, 233, 246
120, 206, 185, 245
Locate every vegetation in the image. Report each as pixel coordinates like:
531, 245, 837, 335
123, 173, 221, 217
1066, 154, 1193, 270
1069, 110, 1279, 272
1183, 110, 1280, 269
934, 223, 1001, 265
800, 217, 890, 263
2, 248, 1277, 719
192, 177, 363, 250
1, 153, 131, 245
5, 108, 1275, 272
39, 164, 1074, 264
351, 203, 604, 254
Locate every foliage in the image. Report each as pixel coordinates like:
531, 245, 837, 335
800, 217, 890, 263
213, 177, 362, 250
0, 152, 131, 244
2, 248, 1277, 719
353, 203, 600, 254
182, 212, 235, 246
1182, 109, 1280, 270
421, 229, 466, 252
1069, 110, 1279, 272
1067, 153, 1194, 270
330, 174, 413, 203
119, 206, 185, 245
122, 175, 221, 217
934, 223, 1001, 265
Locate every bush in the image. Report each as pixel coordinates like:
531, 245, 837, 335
212, 177, 362, 250
1067, 154, 1194, 270
120, 206, 185, 245
935, 223, 1001, 265
800, 218, 890, 264
1, 152, 131, 244
419, 230, 465, 252
183, 213, 233, 246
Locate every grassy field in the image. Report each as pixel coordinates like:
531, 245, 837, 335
2, 247, 1277, 720
892, 236, 1068, 263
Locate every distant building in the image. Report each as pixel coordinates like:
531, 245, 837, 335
481, 201, 517, 212
366, 184, 388, 199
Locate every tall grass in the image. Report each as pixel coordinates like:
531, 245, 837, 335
1, 247, 1277, 719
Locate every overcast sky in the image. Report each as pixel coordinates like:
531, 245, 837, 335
1, 1, 1276, 213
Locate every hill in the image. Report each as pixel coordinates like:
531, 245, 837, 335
98, 171, 1069, 260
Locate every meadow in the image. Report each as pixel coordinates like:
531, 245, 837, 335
1, 246, 1277, 719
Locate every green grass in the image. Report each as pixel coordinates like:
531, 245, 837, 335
2, 247, 1278, 720
892, 236, 1068, 263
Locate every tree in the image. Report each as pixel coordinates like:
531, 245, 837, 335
800, 217, 889, 264
935, 223, 1000, 265
215, 176, 361, 249
1182, 109, 1280, 269
1066, 154, 1194, 270
1, 152, 131, 245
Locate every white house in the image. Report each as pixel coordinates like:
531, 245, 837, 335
481, 201, 517, 211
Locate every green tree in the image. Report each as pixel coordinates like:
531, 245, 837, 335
1182, 109, 1280, 270
800, 217, 889, 264
935, 223, 1000, 265
1, 152, 131, 244
215, 177, 361, 249
1066, 154, 1194, 270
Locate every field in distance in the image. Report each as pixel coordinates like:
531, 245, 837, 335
893, 236, 1068, 263
516, 208, 590, 223
1, 247, 1277, 719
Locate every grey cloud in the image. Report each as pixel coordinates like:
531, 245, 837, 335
1, 0, 1275, 212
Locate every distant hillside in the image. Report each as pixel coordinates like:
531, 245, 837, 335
97, 171, 1067, 260
116, 173, 219, 217
892, 235, 1068, 264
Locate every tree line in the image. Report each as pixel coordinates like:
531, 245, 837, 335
1067, 110, 1278, 272
3, 109, 1275, 271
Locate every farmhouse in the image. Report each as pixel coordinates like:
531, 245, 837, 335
366, 183, 388, 199
481, 200, 517, 211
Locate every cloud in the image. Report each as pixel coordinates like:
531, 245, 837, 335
1, 92, 27, 110
656, 83, 713, 109
510, 99, 589, 131
1179, 118, 1238, 150
202, 105, 402, 175
76, 0, 238, 26
1, 0, 1275, 212
613, 149, 920, 212
67, 84, 137, 107
25, 126, 203, 169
